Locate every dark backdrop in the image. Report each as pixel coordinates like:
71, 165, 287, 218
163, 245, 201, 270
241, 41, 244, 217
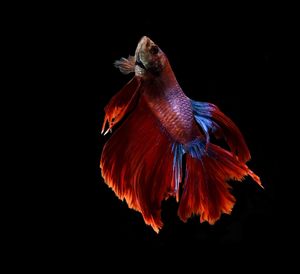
52, 6, 292, 253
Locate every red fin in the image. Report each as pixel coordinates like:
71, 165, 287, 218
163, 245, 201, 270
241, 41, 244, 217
101, 76, 141, 135
178, 143, 262, 224
192, 101, 251, 162
100, 96, 174, 233
210, 105, 251, 162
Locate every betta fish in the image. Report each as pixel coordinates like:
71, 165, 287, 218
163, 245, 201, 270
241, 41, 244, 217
100, 36, 262, 233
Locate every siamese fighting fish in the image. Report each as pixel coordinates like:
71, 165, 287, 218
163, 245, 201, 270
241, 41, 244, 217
100, 36, 262, 233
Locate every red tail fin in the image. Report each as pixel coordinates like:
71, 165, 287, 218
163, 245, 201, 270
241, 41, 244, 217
178, 143, 262, 224
101, 76, 141, 135
100, 96, 175, 233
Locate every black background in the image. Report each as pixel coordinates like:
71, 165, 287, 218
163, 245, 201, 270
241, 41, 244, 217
43, 5, 294, 255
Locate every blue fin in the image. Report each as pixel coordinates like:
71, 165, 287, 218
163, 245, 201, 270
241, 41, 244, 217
171, 139, 207, 200
184, 139, 206, 159
191, 100, 220, 144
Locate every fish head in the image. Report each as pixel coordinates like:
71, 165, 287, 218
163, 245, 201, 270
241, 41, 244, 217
134, 36, 167, 77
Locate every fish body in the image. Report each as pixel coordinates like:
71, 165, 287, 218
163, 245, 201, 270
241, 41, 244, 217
101, 36, 262, 232
141, 76, 198, 144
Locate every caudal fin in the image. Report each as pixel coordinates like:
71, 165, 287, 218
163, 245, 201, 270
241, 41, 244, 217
192, 100, 251, 162
178, 140, 262, 224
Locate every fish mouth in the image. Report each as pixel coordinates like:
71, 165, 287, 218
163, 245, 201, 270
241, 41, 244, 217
135, 54, 147, 70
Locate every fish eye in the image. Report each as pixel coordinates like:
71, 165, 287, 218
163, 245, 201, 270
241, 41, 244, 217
150, 45, 159, 55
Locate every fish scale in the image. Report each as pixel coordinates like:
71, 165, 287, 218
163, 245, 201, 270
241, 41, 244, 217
143, 81, 200, 144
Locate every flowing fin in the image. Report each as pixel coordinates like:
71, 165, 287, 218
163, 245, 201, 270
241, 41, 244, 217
114, 55, 135, 74
191, 100, 251, 162
102, 76, 141, 134
178, 139, 262, 224
101, 96, 177, 233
